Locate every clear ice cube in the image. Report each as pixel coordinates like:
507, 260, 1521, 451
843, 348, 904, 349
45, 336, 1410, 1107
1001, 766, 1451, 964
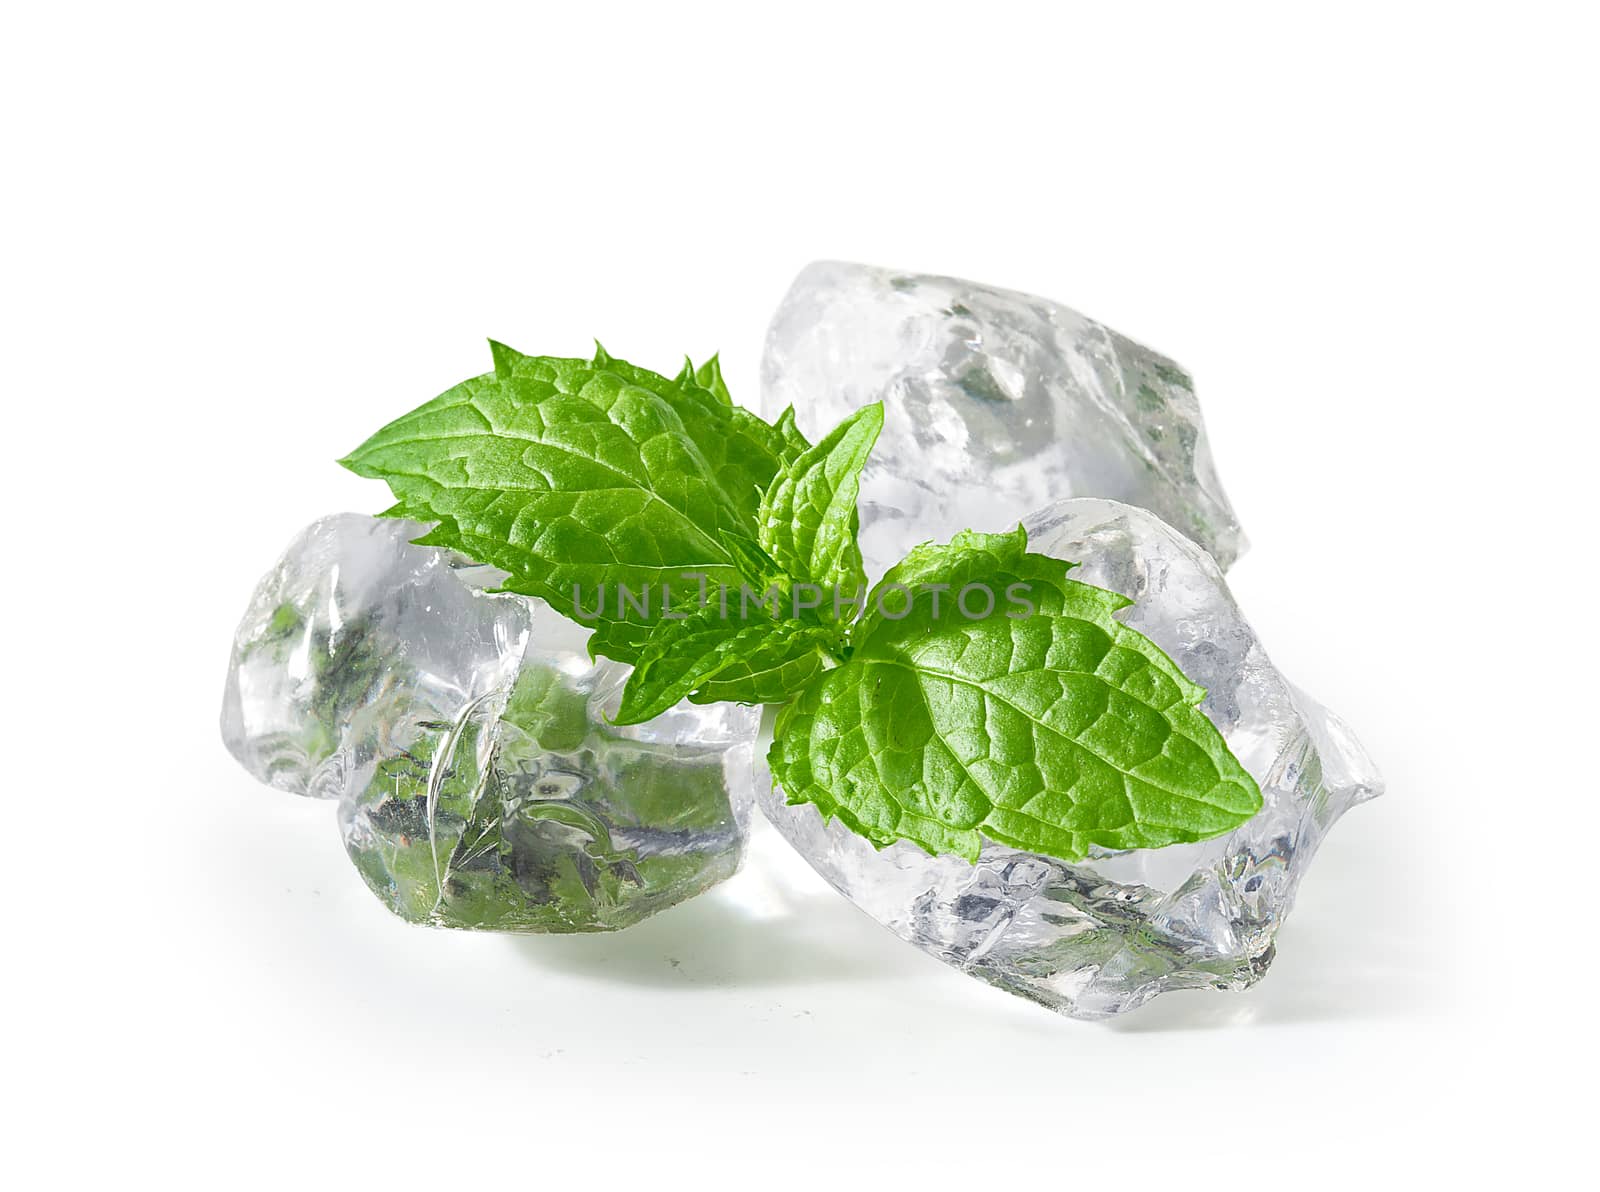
220, 514, 530, 797
221, 514, 759, 931
761, 261, 1248, 576
755, 499, 1381, 1018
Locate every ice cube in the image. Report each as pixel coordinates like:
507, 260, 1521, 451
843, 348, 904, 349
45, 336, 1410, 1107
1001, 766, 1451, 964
755, 499, 1380, 1018
761, 261, 1248, 575
220, 514, 529, 797
221, 514, 759, 931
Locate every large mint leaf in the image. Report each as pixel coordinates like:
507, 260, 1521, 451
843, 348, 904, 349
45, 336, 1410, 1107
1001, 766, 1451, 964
614, 605, 834, 725
341, 343, 797, 664
757, 402, 882, 617
768, 527, 1261, 862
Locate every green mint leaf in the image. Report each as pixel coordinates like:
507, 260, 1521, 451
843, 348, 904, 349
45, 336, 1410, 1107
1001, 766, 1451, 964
614, 604, 835, 725
690, 632, 833, 705
757, 403, 883, 617
341, 342, 795, 664
769, 527, 1262, 863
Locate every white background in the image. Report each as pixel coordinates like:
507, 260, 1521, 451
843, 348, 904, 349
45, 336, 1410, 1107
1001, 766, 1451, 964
5, 3, 1593, 1186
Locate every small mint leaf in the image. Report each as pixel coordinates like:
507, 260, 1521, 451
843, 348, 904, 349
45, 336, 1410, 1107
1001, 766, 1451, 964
615, 605, 835, 725
690, 631, 835, 706
758, 403, 883, 619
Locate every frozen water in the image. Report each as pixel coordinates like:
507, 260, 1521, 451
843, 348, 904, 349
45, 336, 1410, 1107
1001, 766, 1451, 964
755, 498, 1380, 1018
220, 514, 529, 798
339, 592, 759, 932
761, 261, 1248, 576
221, 514, 759, 931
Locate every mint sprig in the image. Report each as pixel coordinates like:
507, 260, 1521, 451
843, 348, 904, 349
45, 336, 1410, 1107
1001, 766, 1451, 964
344, 343, 1263, 862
